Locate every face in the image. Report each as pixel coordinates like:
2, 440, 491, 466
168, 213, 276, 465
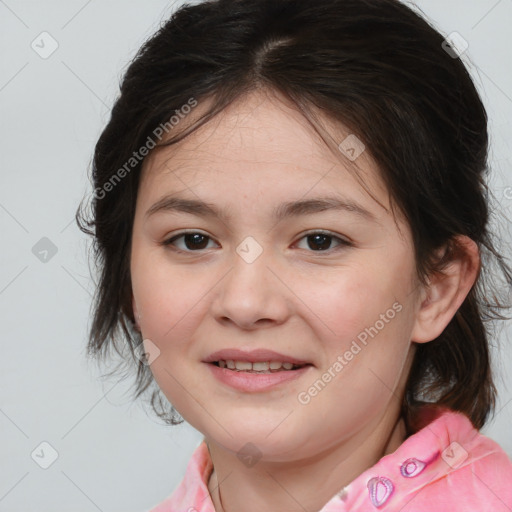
130, 89, 423, 461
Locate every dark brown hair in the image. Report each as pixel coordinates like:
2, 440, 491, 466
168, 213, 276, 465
76, 0, 512, 430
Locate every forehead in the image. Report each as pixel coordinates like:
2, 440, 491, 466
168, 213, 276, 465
138, 89, 391, 216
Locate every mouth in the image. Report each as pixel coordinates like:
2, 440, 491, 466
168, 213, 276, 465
203, 349, 314, 391
205, 359, 313, 392
209, 360, 312, 373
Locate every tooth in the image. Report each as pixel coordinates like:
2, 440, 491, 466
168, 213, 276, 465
234, 361, 253, 371
252, 362, 270, 371
216, 360, 300, 371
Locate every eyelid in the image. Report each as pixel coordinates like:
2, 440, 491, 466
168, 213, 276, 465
293, 229, 352, 254
161, 229, 353, 253
297, 229, 353, 244
162, 230, 219, 252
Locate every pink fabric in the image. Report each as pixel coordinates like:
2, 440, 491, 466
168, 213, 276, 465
148, 407, 512, 511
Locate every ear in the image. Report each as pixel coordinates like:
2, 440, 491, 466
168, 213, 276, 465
132, 295, 141, 331
411, 235, 480, 343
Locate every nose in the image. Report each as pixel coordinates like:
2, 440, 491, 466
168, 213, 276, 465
210, 243, 291, 330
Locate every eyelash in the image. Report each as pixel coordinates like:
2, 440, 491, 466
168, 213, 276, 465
161, 230, 352, 255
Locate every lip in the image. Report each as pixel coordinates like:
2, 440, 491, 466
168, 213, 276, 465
203, 348, 312, 366
205, 362, 313, 392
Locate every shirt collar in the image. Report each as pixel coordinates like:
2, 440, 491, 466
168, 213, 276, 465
169, 406, 480, 511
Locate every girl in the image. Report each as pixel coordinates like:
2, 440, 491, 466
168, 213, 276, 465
76, 0, 512, 510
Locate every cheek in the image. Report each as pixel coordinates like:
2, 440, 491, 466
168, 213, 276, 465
296, 266, 389, 340
131, 260, 210, 419
131, 255, 206, 349
296, 258, 414, 365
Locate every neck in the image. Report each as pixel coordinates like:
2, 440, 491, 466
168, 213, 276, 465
206, 410, 406, 512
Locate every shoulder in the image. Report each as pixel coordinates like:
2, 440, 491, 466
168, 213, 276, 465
414, 431, 512, 510
323, 407, 512, 511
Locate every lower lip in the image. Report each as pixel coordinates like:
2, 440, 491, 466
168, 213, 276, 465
205, 363, 313, 392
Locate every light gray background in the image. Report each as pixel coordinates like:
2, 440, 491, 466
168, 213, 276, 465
1, 1, 511, 511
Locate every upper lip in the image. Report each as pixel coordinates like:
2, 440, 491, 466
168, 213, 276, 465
203, 348, 312, 366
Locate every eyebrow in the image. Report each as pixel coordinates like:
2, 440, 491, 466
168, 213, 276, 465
144, 195, 378, 223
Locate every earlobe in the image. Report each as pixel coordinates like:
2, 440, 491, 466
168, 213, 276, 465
411, 236, 480, 343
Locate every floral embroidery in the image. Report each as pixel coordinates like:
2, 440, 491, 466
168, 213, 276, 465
400, 458, 427, 478
367, 476, 394, 507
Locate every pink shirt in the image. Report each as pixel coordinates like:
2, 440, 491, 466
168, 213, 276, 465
148, 407, 512, 511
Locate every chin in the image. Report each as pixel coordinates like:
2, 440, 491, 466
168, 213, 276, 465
209, 424, 303, 459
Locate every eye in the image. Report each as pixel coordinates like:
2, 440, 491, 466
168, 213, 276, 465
162, 230, 351, 254
162, 231, 217, 252
295, 231, 351, 252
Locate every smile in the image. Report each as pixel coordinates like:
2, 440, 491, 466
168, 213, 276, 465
213, 360, 308, 372
205, 361, 313, 392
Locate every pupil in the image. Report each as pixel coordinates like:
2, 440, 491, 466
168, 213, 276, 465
308, 234, 331, 251
185, 233, 208, 250
182, 234, 332, 251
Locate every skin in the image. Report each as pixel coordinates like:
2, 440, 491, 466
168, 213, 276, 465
130, 88, 479, 512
